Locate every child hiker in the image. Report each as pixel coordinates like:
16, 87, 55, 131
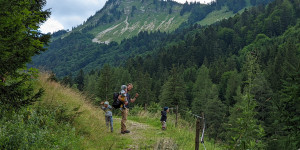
160, 107, 169, 130
119, 85, 128, 108
100, 101, 113, 132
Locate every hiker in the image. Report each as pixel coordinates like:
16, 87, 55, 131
100, 101, 113, 132
119, 83, 139, 134
161, 107, 169, 130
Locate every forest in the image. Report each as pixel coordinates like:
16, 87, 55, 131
30, 0, 276, 77
57, 0, 300, 149
1, 0, 299, 149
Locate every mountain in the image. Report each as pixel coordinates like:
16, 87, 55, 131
29, 0, 300, 149
31, 0, 275, 77
56, 0, 235, 44
77, 0, 299, 149
57, 0, 274, 44
76, 0, 189, 44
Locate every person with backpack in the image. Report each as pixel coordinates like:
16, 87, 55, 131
161, 107, 169, 130
119, 83, 139, 134
100, 101, 113, 132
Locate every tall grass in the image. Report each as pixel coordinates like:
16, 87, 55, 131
127, 105, 222, 150
37, 72, 132, 149
0, 74, 82, 149
1, 72, 223, 149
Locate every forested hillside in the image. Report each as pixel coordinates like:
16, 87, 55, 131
57, 0, 300, 149
1, 0, 299, 149
30, 0, 274, 77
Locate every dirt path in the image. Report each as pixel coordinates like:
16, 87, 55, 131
114, 118, 178, 150
115, 118, 153, 149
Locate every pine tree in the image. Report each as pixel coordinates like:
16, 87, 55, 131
270, 60, 300, 149
97, 64, 114, 101
113, 67, 132, 92
61, 73, 73, 87
192, 65, 226, 138
202, 84, 226, 139
192, 65, 214, 114
225, 54, 265, 150
75, 69, 85, 91
159, 66, 186, 108
251, 70, 273, 124
135, 72, 155, 106
0, 0, 50, 109
84, 73, 98, 97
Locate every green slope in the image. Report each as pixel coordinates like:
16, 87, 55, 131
36, 73, 221, 149
71, 0, 190, 44
60, 0, 254, 44
31, 0, 275, 77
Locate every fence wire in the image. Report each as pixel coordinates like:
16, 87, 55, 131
167, 107, 206, 150
141, 106, 206, 150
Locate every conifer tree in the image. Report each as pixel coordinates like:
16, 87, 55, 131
192, 65, 214, 114
225, 53, 265, 149
0, 0, 50, 109
270, 59, 300, 149
159, 66, 186, 108
75, 69, 85, 91
97, 64, 114, 101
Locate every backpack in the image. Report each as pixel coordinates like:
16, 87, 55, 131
112, 92, 121, 108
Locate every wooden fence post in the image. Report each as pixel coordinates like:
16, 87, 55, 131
195, 118, 201, 150
201, 112, 205, 144
175, 105, 178, 127
144, 103, 147, 111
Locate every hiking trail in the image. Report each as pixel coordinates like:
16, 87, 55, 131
114, 118, 177, 149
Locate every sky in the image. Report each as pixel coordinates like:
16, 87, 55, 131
40, 0, 213, 33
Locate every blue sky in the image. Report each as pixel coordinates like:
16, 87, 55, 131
40, 0, 213, 33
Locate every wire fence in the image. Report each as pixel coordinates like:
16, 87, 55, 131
152, 106, 206, 150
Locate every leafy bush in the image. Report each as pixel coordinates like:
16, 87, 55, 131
147, 102, 162, 113
129, 105, 144, 115
0, 104, 82, 149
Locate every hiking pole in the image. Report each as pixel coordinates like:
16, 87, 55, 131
195, 118, 201, 150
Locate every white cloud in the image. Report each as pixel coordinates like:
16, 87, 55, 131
43, 0, 106, 32
40, 18, 64, 33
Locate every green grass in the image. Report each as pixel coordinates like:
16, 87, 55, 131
80, 0, 190, 44
120, 110, 222, 150
90, 11, 189, 43
198, 6, 234, 26
28, 73, 223, 149
198, 2, 254, 27
37, 73, 132, 149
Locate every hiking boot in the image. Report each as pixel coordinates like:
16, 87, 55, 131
121, 131, 126, 134
124, 130, 130, 133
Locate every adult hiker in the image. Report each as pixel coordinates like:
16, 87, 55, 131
119, 83, 139, 134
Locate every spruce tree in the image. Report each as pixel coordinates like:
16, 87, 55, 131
75, 69, 85, 91
97, 64, 114, 101
270, 60, 300, 149
225, 54, 265, 149
0, 0, 50, 109
135, 72, 155, 106
192, 65, 214, 114
159, 66, 186, 108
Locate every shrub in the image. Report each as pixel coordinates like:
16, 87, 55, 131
129, 105, 144, 115
147, 102, 162, 113
0, 104, 82, 149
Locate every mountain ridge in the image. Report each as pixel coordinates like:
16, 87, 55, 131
31, 0, 275, 77
67, 0, 189, 43
58, 0, 261, 44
